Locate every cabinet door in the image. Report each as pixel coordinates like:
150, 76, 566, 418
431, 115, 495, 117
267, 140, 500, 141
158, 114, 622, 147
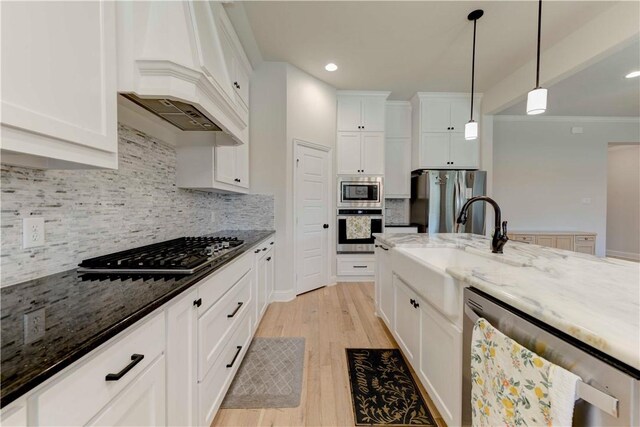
337, 132, 362, 174
393, 278, 420, 365
419, 303, 462, 427
361, 97, 386, 132
449, 97, 470, 132
421, 98, 451, 132
257, 254, 269, 320
166, 291, 198, 427
555, 236, 574, 251
385, 104, 411, 138
266, 250, 275, 302
88, 356, 166, 427
536, 235, 556, 248
575, 236, 596, 255
1, 1, 117, 167
420, 133, 450, 169
215, 143, 237, 185
337, 97, 362, 131
233, 58, 250, 108
235, 141, 249, 188
449, 132, 478, 169
385, 138, 411, 197
376, 247, 394, 328
361, 132, 385, 175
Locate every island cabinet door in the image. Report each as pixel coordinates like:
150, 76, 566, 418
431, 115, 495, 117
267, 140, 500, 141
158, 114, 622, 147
393, 277, 421, 365
419, 302, 462, 427
375, 245, 394, 329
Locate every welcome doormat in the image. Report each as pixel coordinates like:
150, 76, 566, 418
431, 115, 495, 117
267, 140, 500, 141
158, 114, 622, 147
345, 348, 437, 426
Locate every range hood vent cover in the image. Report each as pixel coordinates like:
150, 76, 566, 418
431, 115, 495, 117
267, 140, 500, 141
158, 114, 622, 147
122, 94, 222, 132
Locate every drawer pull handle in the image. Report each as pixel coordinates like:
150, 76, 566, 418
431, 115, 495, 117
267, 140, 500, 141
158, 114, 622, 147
105, 354, 144, 381
254, 249, 261, 254
270, 242, 274, 245
262, 248, 267, 251
226, 346, 243, 368
193, 298, 202, 307
227, 302, 244, 318
266, 256, 271, 261
353, 265, 367, 268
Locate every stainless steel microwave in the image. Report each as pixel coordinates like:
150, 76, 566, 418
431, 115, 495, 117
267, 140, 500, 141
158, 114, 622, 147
338, 176, 383, 208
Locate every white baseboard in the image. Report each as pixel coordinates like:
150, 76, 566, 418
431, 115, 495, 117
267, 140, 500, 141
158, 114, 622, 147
606, 250, 640, 261
270, 289, 296, 302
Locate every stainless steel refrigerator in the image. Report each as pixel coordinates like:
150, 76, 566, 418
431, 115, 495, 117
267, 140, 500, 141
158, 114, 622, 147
410, 170, 487, 234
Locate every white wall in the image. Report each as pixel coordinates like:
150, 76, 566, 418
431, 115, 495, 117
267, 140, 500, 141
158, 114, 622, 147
493, 117, 639, 256
607, 145, 640, 260
250, 62, 336, 300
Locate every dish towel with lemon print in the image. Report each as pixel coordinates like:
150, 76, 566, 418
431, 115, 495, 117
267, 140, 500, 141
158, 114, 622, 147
346, 216, 371, 240
471, 318, 580, 427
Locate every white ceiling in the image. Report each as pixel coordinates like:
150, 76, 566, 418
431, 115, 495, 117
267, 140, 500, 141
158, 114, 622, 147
498, 40, 640, 117
236, 1, 616, 100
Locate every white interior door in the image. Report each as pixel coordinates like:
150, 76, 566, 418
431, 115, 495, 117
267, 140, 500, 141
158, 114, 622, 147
295, 143, 329, 295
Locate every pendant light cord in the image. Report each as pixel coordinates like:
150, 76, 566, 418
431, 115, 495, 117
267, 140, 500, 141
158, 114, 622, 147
536, 0, 542, 88
470, 18, 477, 121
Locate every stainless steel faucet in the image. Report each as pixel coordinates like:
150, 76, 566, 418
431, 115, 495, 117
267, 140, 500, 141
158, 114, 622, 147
456, 196, 508, 253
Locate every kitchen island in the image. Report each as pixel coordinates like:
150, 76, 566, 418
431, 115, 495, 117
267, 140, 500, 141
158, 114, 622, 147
373, 232, 640, 426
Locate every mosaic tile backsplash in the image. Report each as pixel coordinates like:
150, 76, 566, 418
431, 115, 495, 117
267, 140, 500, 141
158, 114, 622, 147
1, 124, 274, 287
385, 199, 410, 225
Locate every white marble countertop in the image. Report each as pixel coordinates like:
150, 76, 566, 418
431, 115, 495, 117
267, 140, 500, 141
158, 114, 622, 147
373, 232, 640, 371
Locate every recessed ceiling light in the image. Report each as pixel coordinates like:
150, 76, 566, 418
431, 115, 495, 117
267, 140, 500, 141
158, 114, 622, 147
625, 71, 640, 79
325, 63, 338, 72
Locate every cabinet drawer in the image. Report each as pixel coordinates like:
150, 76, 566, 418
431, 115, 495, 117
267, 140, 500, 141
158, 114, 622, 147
199, 311, 252, 426
32, 312, 165, 426
575, 235, 595, 243
253, 238, 275, 261
199, 251, 252, 314
337, 257, 375, 276
199, 270, 252, 380
511, 234, 535, 244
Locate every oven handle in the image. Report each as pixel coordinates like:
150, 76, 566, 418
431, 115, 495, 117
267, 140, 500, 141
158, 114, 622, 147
337, 215, 384, 219
464, 301, 620, 418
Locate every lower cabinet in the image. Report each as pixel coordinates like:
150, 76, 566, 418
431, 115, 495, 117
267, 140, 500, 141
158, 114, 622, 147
510, 232, 596, 255
375, 244, 393, 328
391, 275, 462, 427
254, 237, 275, 327
393, 276, 421, 365
88, 355, 166, 426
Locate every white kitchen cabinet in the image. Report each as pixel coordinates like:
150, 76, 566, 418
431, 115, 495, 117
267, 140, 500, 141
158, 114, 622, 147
375, 244, 394, 328
386, 102, 412, 138
393, 277, 421, 365
88, 356, 166, 427
385, 101, 412, 198
176, 132, 249, 192
337, 132, 384, 175
419, 301, 462, 427
510, 232, 596, 255
166, 290, 198, 427
337, 92, 389, 132
254, 240, 275, 324
411, 93, 481, 170
1, 0, 118, 169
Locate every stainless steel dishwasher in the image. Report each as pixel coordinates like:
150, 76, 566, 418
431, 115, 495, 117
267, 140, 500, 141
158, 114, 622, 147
462, 287, 640, 426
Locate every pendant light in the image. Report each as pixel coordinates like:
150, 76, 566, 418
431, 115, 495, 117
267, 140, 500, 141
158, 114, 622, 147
527, 0, 547, 115
465, 9, 483, 141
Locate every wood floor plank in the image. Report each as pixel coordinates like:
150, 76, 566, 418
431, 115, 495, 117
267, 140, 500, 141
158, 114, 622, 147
213, 282, 446, 427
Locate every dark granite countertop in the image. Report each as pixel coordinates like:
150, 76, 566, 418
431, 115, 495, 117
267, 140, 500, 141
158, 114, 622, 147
0, 229, 274, 407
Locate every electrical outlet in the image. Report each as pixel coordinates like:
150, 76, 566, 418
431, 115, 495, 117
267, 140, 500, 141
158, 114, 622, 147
24, 308, 46, 344
211, 212, 216, 223
582, 197, 592, 205
23, 217, 45, 249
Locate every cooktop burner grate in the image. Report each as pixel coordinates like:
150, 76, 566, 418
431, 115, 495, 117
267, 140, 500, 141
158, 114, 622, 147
78, 236, 244, 275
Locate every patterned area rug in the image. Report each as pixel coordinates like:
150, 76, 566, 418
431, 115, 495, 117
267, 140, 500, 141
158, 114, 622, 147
346, 348, 437, 426
221, 337, 305, 408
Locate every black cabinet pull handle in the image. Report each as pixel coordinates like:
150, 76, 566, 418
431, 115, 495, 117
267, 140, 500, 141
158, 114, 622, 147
381, 246, 389, 251
105, 354, 144, 381
193, 298, 202, 307
262, 248, 267, 251
266, 256, 271, 261
353, 265, 367, 268
270, 242, 274, 245
226, 346, 242, 368
410, 298, 415, 305
227, 302, 243, 318
415, 301, 420, 308
254, 249, 261, 254
323, 224, 329, 229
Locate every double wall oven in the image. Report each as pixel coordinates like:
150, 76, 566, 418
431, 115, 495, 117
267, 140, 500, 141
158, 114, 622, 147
337, 177, 384, 254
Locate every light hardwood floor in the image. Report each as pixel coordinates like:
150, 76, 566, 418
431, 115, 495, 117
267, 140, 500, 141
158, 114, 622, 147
213, 282, 446, 427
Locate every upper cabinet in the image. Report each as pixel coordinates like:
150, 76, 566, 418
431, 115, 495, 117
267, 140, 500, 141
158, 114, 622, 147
0, 1, 118, 169
337, 92, 389, 132
411, 93, 480, 170
385, 102, 412, 198
116, 1, 252, 145
336, 91, 389, 175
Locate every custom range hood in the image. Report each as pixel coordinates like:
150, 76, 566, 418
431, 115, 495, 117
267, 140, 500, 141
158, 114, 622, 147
121, 94, 222, 132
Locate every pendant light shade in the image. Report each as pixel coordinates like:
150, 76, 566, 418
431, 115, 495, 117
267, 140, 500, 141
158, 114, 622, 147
465, 9, 483, 141
465, 121, 478, 140
527, 0, 547, 115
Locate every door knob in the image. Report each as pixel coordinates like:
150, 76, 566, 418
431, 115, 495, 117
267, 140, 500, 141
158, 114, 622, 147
323, 224, 329, 229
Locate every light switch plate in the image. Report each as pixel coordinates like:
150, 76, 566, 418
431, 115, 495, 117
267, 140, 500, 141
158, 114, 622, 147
23, 217, 45, 249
